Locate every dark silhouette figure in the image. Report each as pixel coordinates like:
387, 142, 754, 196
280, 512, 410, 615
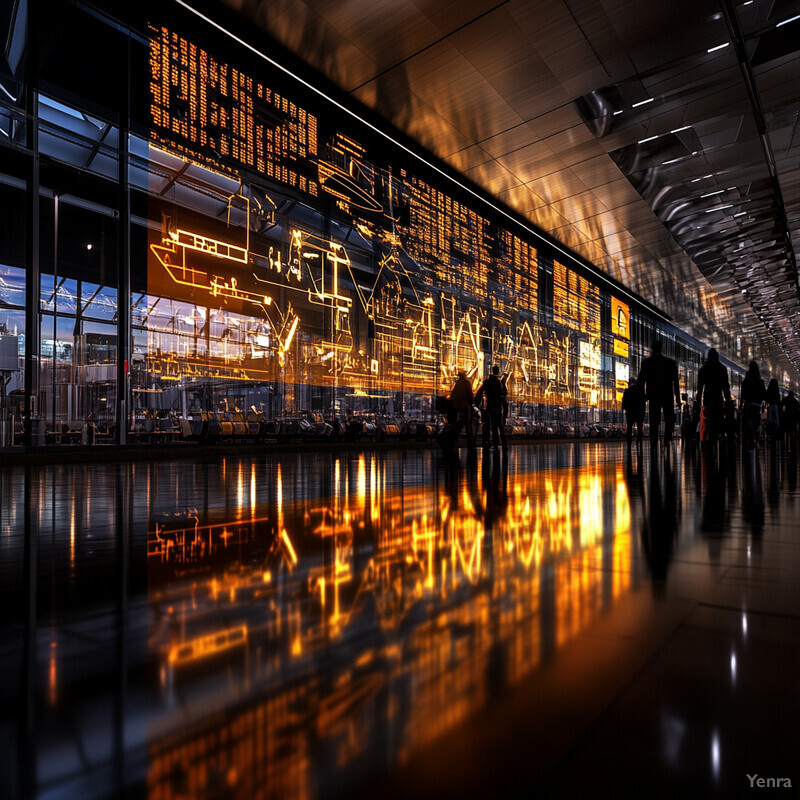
781, 390, 800, 447
622, 379, 645, 442
739, 361, 766, 450
696, 348, 731, 446
500, 372, 510, 427
765, 378, 781, 442
475, 366, 507, 450
448, 370, 475, 449
638, 340, 680, 447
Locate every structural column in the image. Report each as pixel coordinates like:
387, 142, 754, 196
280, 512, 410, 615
23, 0, 40, 446
116, 36, 131, 444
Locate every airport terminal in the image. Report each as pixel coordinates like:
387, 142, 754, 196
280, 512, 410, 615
1, 0, 799, 796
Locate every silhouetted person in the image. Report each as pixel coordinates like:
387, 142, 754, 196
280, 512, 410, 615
739, 361, 766, 450
696, 348, 731, 446
500, 372, 510, 427
781, 390, 800, 446
638, 340, 680, 447
475, 366, 507, 450
622, 378, 645, 442
448, 370, 475, 449
765, 378, 781, 441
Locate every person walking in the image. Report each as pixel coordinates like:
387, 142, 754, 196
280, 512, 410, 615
638, 340, 680, 447
696, 348, 732, 446
765, 378, 781, 442
622, 378, 645, 442
739, 361, 766, 449
475, 366, 507, 451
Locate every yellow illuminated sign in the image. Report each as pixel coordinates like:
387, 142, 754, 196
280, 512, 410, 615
614, 339, 629, 358
612, 297, 629, 339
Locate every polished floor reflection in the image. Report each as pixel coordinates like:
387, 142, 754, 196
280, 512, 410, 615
2, 443, 799, 799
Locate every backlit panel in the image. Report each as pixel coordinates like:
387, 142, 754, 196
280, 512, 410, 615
144, 24, 640, 419
149, 25, 319, 195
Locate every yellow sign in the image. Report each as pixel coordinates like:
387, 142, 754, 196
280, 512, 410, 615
612, 298, 629, 339
613, 339, 629, 359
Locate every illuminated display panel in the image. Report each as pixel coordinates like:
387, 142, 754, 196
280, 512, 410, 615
149, 25, 319, 195
145, 24, 635, 421
553, 260, 601, 336
612, 297, 629, 339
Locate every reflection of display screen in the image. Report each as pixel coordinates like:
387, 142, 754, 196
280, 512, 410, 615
615, 362, 629, 382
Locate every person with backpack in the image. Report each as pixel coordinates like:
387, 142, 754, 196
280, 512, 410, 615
447, 370, 475, 450
697, 348, 731, 446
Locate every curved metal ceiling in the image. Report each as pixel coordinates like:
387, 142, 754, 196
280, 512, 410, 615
219, 0, 800, 379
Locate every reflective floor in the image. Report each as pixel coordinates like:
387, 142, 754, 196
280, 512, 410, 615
2, 442, 799, 799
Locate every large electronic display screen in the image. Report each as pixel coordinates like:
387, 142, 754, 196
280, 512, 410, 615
145, 24, 628, 414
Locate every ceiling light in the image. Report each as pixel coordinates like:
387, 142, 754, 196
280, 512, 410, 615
705, 204, 734, 213
701, 190, 724, 197
671, 126, 692, 133
638, 135, 659, 144
707, 43, 729, 53
86, 243, 93, 250
777, 14, 800, 26
613, 110, 623, 115
632, 98, 654, 107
